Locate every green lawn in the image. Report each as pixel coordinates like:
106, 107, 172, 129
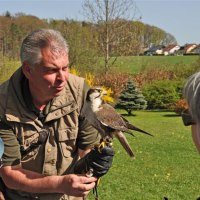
0, 58, 20, 83
88, 111, 200, 200
1, 55, 199, 82
1, 57, 200, 199
111, 55, 200, 74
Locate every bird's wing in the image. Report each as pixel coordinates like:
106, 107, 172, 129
114, 130, 135, 158
95, 103, 128, 131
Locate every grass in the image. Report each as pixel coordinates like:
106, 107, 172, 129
88, 110, 200, 200
0, 57, 20, 83
109, 55, 200, 74
1, 56, 200, 199
0, 55, 199, 81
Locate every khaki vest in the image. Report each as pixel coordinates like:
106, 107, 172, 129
0, 68, 87, 200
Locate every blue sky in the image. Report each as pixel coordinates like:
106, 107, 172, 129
0, 0, 199, 46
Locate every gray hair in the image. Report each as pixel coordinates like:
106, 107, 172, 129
20, 29, 69, 67
184, 71, 200, 124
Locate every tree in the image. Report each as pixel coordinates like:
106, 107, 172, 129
82, 0, 141, 73
161, 32, 177, 46
49, 19, 99, 74
142, 25, 177, 48
115, 80, 147, 115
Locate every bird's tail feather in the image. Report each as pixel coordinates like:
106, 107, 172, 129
127, 123, 153, 136
124, 129, 135, 137
115, 131, 135, 158
121, 116, 153, 136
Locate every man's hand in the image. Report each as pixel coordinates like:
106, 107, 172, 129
74, 145, 115, 178
0, 165, 97, 197
60, 174, 97, 197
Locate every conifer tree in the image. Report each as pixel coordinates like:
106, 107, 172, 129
115, 80, 147, 115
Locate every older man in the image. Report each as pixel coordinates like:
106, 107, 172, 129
0, 29, 114, 200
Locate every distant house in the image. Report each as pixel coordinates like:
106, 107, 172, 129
144, 45, 165, 56
142, 43, 200, 56
162, 44, 180, 56
177, 43, 197, 55
192, 44, 200, 55
184, 44, 197, 54
177, 46, 185, 55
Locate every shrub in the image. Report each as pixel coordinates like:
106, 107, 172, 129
173, 58, 200, 79
94, 72, 131, 98
174, 99, 188, 115
143, 80, 182, 110
133, 68, 176, 88
70, 67, 114, 103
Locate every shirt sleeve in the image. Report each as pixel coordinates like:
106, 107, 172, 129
77, 82, 101, 150
77, 116, 101, 150
0, 122, 21, 166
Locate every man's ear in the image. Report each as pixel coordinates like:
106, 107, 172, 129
22, 62, 32, 79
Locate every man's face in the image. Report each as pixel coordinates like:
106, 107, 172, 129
27, 47, 70, 102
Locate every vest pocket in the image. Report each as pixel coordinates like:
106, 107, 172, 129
58, 127, 78, 158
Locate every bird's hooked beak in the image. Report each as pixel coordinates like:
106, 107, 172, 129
101, 89, 107, 96
100, 89, 108, 102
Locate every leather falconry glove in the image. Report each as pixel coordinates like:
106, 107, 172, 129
74, 145, 115, 178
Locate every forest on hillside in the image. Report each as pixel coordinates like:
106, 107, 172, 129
0, 9, 177, 74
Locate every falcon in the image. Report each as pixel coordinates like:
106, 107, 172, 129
81, 87, 152, 158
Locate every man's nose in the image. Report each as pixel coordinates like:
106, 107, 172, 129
57, 70, 66, 81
